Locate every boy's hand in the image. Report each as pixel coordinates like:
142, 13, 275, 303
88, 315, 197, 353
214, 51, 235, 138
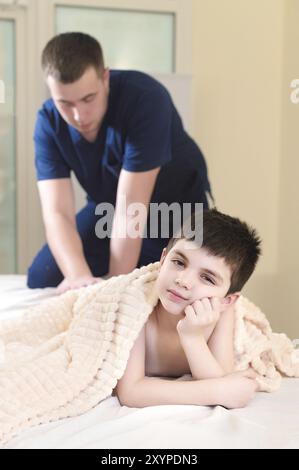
216, 368, 259, 409
177, 297, 225, 337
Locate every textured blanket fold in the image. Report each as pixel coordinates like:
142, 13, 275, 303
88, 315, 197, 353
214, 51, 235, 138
0, 262, 299, 444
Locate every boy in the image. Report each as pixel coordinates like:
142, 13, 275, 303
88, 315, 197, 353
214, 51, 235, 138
115, 209, 262, 409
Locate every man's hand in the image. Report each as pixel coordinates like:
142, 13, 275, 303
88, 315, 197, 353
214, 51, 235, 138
177, 297, 226, 337
57, 276, 104, 294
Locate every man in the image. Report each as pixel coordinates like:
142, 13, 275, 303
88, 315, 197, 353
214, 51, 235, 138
27, 32, 213, 292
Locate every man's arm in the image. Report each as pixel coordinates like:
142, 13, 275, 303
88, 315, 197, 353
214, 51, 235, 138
108, 167, 160, 277
38, 178, 99, 290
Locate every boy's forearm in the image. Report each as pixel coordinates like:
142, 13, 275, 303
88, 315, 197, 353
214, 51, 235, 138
179, 333, 225, 380
117, 376, 221, 408
208, 334, 234, 374
207, 307, 235, 374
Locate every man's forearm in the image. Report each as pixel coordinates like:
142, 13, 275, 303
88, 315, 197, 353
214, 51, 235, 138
117, 376, 222, 407
45, 213, 92, 279
108, 218, 144, 276
179, 333, 225, 380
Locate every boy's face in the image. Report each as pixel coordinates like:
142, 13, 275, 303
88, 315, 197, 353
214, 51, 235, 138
47, 66, 109, 139
156, 239, 234, 315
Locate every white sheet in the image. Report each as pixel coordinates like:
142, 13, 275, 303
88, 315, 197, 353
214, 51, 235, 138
1, 275, 299, 449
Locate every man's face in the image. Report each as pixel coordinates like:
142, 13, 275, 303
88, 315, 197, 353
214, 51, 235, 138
47, 66, 109, 139
156, 239, 233, 316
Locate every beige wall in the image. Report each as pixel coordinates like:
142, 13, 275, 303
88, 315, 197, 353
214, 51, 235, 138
192, 0, 299, 337
278, 0, 299, 336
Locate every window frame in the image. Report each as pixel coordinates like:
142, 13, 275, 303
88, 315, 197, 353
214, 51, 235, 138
0, 5, 28, 273
38, 0, 193, 74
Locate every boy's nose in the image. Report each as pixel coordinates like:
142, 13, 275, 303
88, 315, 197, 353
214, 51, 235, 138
175, 277, 193, 290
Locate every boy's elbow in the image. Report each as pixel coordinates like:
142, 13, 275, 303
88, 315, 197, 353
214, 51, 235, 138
222, 363, 234, 376
115, 384, 144, 408
116, 390, 132, 407
116, 393, 145, 408
114, 384, 130, 406
116, 393, 129, 407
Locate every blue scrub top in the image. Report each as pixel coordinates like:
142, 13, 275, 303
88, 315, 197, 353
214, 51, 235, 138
34, 70, 211, 209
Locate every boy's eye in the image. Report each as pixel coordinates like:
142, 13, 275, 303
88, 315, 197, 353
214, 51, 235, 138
201, 275, 215, 285
172, 259, 184, 267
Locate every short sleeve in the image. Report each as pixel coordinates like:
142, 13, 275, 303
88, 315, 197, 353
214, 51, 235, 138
34, 108, 71, 181
122, 87, 172, 172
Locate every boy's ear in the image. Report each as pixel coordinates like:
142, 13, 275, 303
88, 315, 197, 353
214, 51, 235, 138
221, 292, 240, 308
159, 248, 167, 266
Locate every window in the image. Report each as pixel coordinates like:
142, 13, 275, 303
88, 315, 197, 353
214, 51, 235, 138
56, 6, 175, 73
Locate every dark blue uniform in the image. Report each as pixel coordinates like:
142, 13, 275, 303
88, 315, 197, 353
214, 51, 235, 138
28, 70, 212, 287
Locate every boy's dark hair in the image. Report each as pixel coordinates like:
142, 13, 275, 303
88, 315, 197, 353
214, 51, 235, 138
165, 208, 262, 295
42, 32, 105, 83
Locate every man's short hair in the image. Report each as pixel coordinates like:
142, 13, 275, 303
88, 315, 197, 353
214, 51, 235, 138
165, 208, 262, 294
42, 32, 104, 83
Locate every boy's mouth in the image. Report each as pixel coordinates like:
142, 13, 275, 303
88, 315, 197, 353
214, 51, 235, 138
167, 289, 188, 301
